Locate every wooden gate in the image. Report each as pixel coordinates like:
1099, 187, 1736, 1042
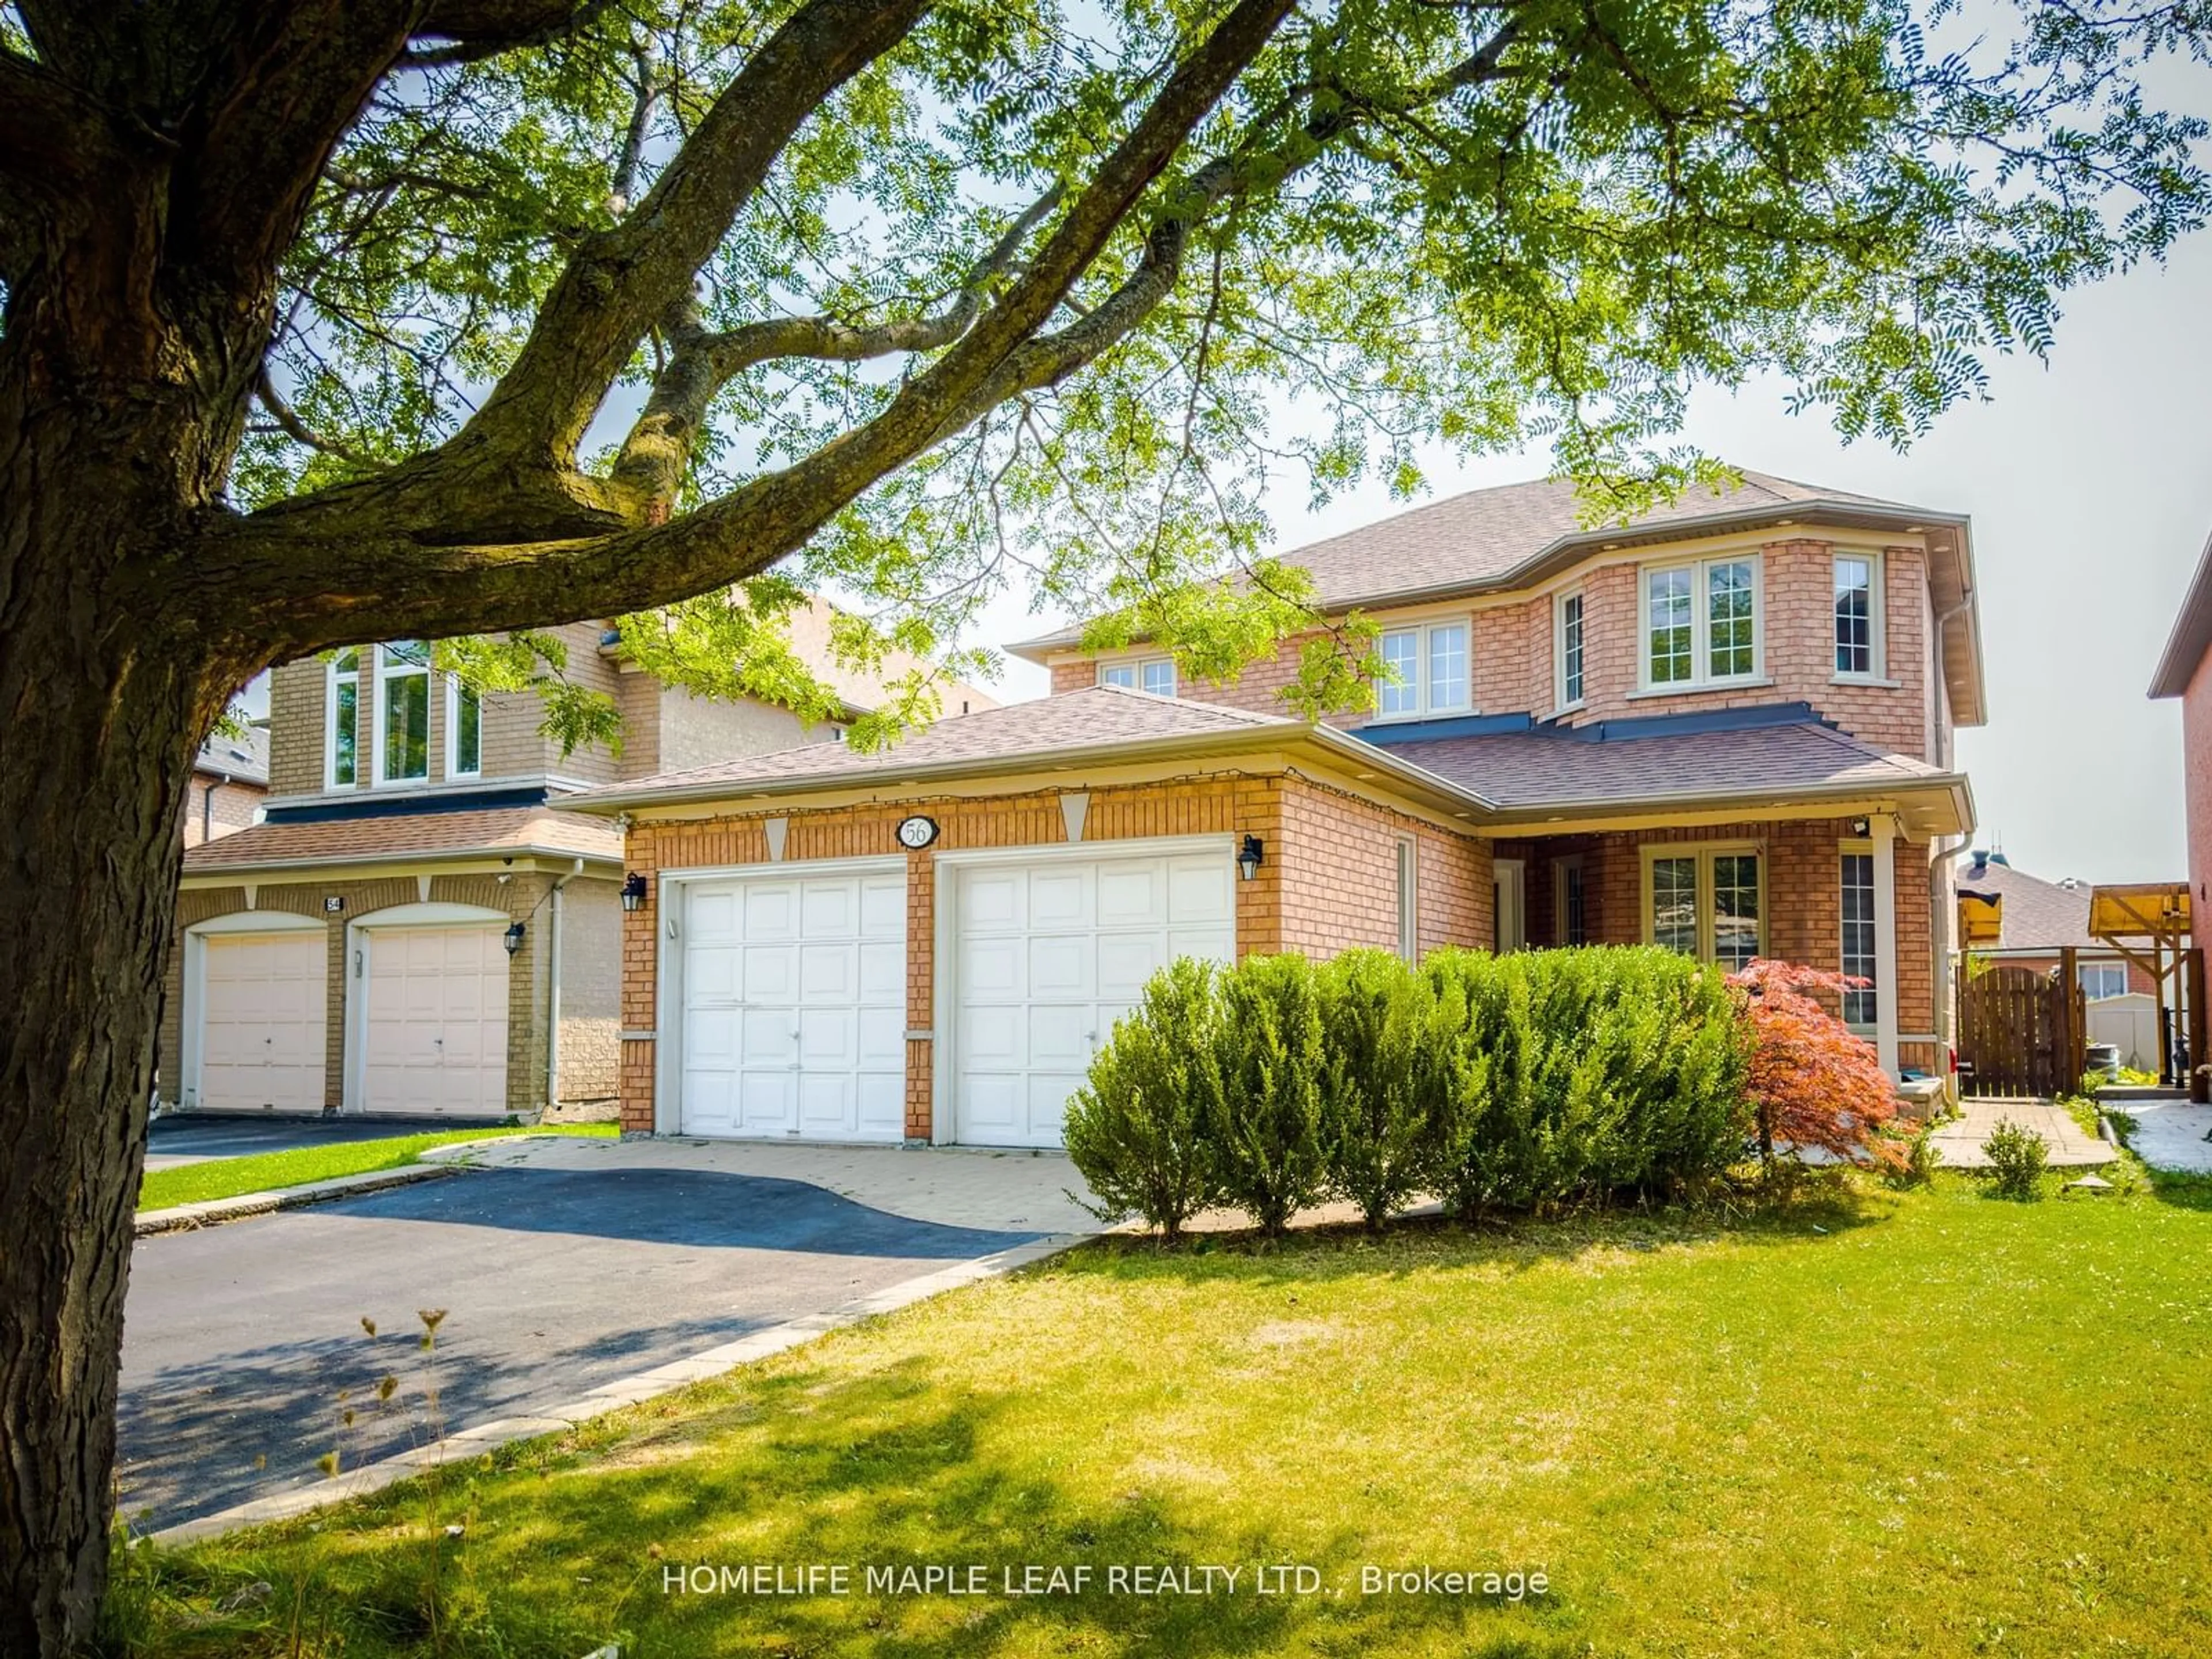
1957, 961, 2084, 1097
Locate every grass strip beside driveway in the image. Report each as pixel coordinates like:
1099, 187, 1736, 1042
137, 1123, 618, 1213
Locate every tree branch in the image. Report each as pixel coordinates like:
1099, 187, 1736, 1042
449, 0, 932, 471
404, 0, 612, 67
0, 48, 113, 276
607, 184, 1063, 512
253, 366, 371, 466
213, 0, 1300, 649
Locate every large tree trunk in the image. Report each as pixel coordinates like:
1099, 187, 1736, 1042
0, 377, 234, 1653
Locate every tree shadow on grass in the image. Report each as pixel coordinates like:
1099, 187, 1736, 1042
121, 1356, 1590, 1659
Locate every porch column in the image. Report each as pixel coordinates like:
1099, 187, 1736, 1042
1872, 813, 1901, 1075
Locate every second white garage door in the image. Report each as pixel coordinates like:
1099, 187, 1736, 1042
679, 868, 907, 1141
359, 926, 511, 1116
952, 844, 1236, 1147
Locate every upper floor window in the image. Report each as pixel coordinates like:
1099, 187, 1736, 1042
1555, 591, 1585, 709
327, 649, 360, 787
377, 641, 431, 783
1100, 656, 1176, 696
1644, 843, 1763, 969
447, 675, 482, 778
1376, 618, 1471, 719
1834, 554, 1884, 678
1644, 557, 1761, 690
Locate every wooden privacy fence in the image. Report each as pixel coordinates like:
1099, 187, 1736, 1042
1957, 959, 2085, 1099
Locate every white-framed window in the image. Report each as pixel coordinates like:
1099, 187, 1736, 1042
1555, 590, 1585, 709
446, 674, 482, 778
1374, 618, 1472, 719
1834, 552, 1884, 678
1840, 846, 1878, 1028
1642, 842, 1764, 968
1553, 855, 1588, 946
1396, 838, 1418, 961
1099, 656, 1176, 697
327, 648, 360, 788
2079, 961, 2130, 1001
1642, 556, 1762, 690
376, 641, 431, 783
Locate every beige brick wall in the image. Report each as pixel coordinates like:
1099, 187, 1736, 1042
179, 776, 264, 847
557, 876, 622, 1105
1047, 538, 1947, 762
653, 685, 818, 773
616, 775, 1488, 1137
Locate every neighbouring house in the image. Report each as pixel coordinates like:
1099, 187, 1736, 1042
581, 469, 1982, 1149
182, 724, 269, 849
160, 605, 993, 1120
1952, 849, 2153, 1000
2150, 525, 2212, 916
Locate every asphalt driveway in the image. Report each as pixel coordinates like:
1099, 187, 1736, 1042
119, 1161, 1050, 1529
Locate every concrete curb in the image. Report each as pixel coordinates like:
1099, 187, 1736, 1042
143, 1229, 1093, 1548
134, 1163, 463, 1238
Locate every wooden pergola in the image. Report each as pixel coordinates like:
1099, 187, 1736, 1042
2086, 882, 2202, 1090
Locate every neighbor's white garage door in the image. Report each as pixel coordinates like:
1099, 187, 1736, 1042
360, 926, 510, 1115
953, 846, 1236, 1147
679, 869, 906, 1140
198, 932, 328, 1111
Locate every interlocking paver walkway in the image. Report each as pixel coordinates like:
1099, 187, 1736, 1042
1927, 1097, 2114, 1169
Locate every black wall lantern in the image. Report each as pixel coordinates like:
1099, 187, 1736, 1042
502, 921, 527, 956
1236, 834, 1265, 882
620, 871, 649, 912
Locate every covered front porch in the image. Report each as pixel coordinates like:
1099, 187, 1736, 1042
1487, 816, 1936, 1075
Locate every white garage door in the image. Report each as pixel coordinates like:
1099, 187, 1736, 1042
199, 932, 328, 1111
953, 846, 1236, 1147
360, 926, 510, 1116
679, 868, 906, 1141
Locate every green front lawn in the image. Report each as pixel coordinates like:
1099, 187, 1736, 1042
112, 1176, 2212, 1657
137, 1122, 618, 1212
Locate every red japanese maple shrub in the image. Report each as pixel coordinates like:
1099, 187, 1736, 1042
1727, 959, 1903, 1171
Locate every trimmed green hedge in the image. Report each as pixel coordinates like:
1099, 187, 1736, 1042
1065, 945, 1751, 1235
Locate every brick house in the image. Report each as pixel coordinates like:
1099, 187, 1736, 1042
584, 470, 1982, 1147
162, 605, 991, 1120
181, 724, 268, 849
1952, 849, 2154, 999
2150, 525, 2212, 917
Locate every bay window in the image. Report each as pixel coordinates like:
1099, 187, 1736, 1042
1643, 843, 1764, 967
1643, 556, 1762, 690
377, 641, 431, 783
1375, 618, 1472, 718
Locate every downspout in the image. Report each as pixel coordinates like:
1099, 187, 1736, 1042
546, 858, 584, 1113
1930, 582, 1976, 1080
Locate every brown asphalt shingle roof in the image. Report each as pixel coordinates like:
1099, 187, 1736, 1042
181, 805, 620, 871
588, 685, 1294, 797
1952, 857, 2100, 952
1016, 469, 1940, 653
1393, 720, 1946, 810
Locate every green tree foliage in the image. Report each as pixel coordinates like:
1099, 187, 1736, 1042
205, 0, 2212, 738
